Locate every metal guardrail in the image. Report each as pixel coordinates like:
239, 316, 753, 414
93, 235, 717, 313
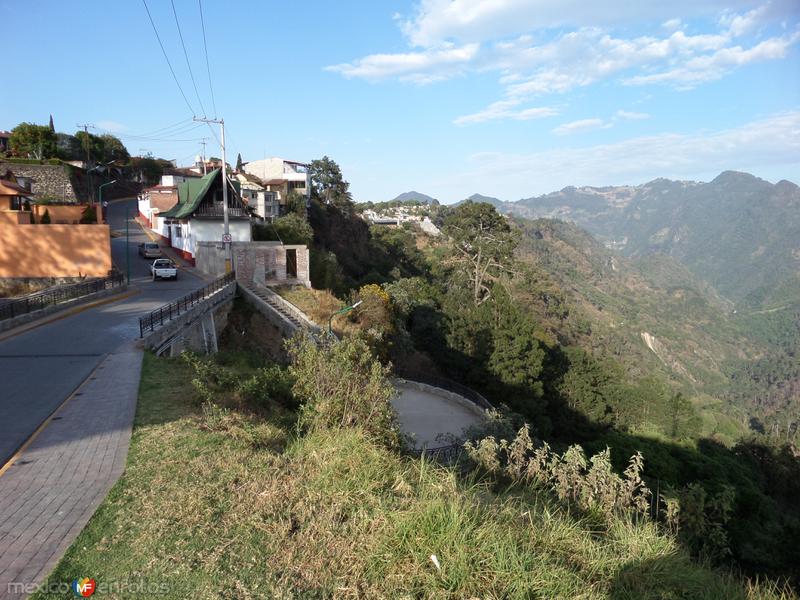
395, 367, 493, 466
138, 272, 235, 337
393, 366, 494, 411
0, 274, 124, 322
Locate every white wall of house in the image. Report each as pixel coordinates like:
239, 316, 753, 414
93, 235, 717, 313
244, 158, 310, 198
159, 219, 250, 259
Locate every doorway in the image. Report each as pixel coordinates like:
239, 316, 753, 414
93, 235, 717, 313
286, 249, 297, 278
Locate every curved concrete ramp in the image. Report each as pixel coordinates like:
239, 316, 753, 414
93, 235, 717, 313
391, 379, 485, 450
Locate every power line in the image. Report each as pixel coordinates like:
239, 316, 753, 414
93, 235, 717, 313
170, 0, 207, 117
198, 0, 217, 118
141, 0, 196, 116
134, 117, 195, 137
95, 123, 206, 143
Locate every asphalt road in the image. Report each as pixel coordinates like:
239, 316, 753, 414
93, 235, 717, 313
0, 198, 205, 465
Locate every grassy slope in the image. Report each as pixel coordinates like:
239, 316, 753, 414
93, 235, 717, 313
34, 354, 789, 599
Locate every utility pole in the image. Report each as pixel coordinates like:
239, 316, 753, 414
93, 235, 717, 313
193, 117, 231, 273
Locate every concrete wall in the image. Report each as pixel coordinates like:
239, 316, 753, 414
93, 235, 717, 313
140, 282, 235, 355
196, 241, 310, 286
32, 205, 85, 224
0, 223, 112, 278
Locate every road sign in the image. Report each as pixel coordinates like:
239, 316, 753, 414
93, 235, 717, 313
222, 233, 232, 243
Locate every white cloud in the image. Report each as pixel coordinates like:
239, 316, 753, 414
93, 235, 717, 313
616, 110, 651, 120
448, 111, 800, 197
625, 30, 800, 87
400, 0, 764, 47
552, 118, 610, 135
96, 120, 127, 133
327, 2, 799, 124
454, 100, 559, 125
326, 43, 479, 83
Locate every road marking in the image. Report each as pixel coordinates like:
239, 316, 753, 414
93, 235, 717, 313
0, 353, 109, 478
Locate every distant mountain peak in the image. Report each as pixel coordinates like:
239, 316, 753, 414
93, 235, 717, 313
391, 191, 438, 205
711, 170, 762, 185
465, 193, 505, 206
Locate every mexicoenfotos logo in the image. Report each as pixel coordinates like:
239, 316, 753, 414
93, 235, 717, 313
72, 577, 96, 597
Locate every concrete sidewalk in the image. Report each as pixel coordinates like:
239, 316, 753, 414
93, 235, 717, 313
0, 343, 143, 599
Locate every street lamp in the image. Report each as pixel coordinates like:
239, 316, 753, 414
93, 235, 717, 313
327, 300, 362, 336
98, 179, 117, 223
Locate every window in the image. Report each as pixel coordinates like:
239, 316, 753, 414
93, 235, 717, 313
10, 197, 23, 211
174, 225, 182, 238
288, 180, 306, 191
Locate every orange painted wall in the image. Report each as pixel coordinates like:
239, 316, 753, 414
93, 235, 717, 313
0, 224, 112, 278
32, 205, 88, 224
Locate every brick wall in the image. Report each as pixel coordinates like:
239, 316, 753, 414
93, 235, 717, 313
196, 241, 310, 287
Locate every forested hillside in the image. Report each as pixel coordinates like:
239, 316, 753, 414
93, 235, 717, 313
275, 159, 800, 586
504, 171, 800, 310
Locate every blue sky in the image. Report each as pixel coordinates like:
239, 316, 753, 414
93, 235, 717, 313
2, 0, 798, 202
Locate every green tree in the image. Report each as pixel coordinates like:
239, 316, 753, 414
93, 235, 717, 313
55, 133, 83, 161
309, 156, 352, 210
40, 209, 51, 224
284, 190, 306, 216
9, 123, 57, 159
98, 134, 129, 162
664, 392, 702, 440
235, 153, 243, 172
443, 201, 519, 306
74, 131, 105, 163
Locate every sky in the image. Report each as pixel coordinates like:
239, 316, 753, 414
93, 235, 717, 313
1, 0, 799, 202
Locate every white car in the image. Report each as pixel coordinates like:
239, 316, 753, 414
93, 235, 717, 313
150, 259, 178, 281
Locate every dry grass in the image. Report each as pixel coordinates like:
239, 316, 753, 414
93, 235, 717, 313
273, 285, 363, 338
33, 354, 797, 599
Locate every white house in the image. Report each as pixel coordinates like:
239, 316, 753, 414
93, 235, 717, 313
155, 168, 251, 264
243, 158, 310, 205
234, 172, 280, 222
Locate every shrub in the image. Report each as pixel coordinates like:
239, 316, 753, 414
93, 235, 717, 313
237, 365, 296, 410
79, 205, 97, 224
40, 208, 51, 224
287, 333, 400, 447
466, 425, 652, 520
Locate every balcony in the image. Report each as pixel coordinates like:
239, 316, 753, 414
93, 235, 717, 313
193, 202, 249, 219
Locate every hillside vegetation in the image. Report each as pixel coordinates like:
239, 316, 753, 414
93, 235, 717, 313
35, 351, 794, 599
287, 166, 800, 586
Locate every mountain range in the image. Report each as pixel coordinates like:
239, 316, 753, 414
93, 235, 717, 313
467, 171, 800, 310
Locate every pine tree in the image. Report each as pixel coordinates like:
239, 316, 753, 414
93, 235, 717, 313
235, 153, 243, 172
49, 114, 55, 132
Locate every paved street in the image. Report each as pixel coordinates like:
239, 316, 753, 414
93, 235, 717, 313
0, 344, 142, 599
0, 198, 204, 466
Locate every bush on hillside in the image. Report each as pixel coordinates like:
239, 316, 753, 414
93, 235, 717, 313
466, 425, 652, 521
288, 333, 399, 448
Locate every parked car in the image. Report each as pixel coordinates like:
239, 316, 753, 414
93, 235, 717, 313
150, 259, 178, 281
138, 242, 162, 259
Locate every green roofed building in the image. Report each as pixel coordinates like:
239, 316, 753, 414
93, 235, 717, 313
152, 168, 252, 264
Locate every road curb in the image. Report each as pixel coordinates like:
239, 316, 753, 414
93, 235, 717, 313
0, 352, 110, 478
0, 287, 140, 342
